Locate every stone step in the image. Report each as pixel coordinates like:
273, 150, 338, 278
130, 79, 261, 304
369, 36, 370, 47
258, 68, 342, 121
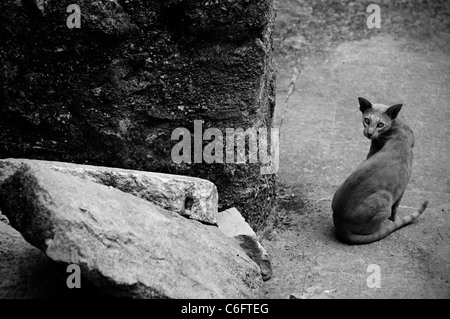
0, 158, 218, 225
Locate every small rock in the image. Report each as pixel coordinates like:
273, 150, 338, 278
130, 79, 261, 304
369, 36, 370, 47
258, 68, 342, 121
0, 210, 9, 225
218, 207, 272, 281
217, 207, 255, 237
234, 235, 273, 281
262, 229, 277, 241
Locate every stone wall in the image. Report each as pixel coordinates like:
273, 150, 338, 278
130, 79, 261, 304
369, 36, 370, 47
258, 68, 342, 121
0, 0, 277, 229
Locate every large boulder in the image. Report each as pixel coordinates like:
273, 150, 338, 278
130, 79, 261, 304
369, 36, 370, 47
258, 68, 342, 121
0, 220, 109, 299
0, 158, 218, 225
0, 163, 262, 298
0, 0, 277, 229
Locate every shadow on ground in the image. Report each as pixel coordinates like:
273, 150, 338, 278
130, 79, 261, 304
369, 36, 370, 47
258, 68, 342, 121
261, 0, 450, 298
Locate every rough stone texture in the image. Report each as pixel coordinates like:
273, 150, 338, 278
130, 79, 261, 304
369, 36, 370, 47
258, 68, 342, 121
218, 207, 272, 281
217, 207, 256, 237
0, 0, 277, 229
0, 221, 110, 299
0, 164, 262, 299
0, 158, 219, 225
234, 235, 272, 282
0, 210, 9, 225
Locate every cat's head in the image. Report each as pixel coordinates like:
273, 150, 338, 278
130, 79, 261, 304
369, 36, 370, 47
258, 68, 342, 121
358, 97, 402, 140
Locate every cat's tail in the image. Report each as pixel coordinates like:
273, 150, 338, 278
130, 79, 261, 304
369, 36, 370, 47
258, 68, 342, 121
341, 200, 429, 245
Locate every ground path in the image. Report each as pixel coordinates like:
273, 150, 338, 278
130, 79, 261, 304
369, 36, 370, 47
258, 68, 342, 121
261, 1, 450, 298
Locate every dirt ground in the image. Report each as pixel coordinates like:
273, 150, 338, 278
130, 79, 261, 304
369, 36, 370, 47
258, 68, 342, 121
260, 0, 450, 298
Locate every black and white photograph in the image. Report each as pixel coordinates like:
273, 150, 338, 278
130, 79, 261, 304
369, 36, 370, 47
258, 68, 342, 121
0, 0, 449, 305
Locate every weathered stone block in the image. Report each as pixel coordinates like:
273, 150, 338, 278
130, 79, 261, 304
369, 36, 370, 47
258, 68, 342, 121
0, 158, 218, 225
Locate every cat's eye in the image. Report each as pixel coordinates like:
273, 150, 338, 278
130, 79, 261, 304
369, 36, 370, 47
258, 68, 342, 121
364, 118, 370, 125
377, 123, 384, 128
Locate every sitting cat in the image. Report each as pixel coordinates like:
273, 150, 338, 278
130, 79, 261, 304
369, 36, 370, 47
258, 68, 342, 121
332, 97, 428, 244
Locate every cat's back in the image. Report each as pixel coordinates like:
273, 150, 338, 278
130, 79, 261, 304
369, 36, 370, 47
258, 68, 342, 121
332, 119, 415, 213
391, 119, 415, 147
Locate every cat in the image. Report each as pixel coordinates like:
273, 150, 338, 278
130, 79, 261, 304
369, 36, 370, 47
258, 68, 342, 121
331, 97, 428, 245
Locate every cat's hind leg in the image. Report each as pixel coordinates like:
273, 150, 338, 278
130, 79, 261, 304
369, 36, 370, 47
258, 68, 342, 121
390, 192, 405, 222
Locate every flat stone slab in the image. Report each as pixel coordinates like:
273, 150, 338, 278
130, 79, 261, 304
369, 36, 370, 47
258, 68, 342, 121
217, 207, 256, 237
218, 207, 272, 281
0, 158, 218, 225
0, 164, 262, 298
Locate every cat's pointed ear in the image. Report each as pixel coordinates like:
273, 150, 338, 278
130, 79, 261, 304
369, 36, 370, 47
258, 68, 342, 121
358, 97, 372, 113
385, 104, 403, 119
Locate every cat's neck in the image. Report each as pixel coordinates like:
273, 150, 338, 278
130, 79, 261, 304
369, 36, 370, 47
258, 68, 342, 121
370, 119, 414, 151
